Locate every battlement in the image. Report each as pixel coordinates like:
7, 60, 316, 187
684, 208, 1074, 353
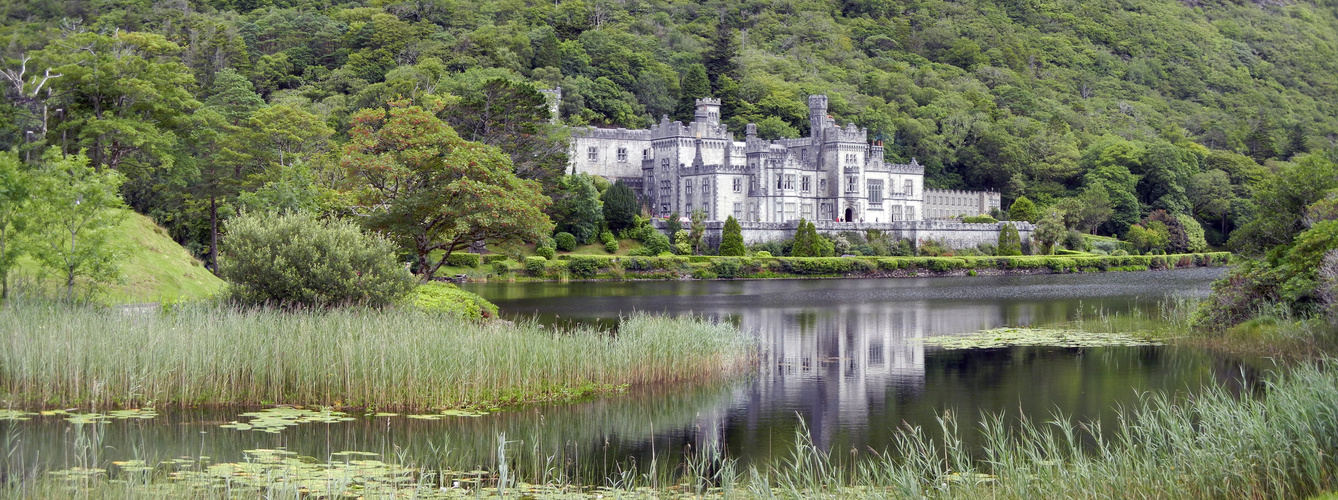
823, 122, 868, 143
695, 97, 722, 106
571, 126, 651, 141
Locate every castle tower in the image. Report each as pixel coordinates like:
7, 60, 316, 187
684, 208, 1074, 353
807, 95, 829, 141
694, 98, 722, 126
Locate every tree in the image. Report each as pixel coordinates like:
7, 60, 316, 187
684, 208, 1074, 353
997, 224, 1022, 256
704, 18, 739, 90
0, 152, 31, 298
29, 150, 126, 300
446, 78, 569, 187
1136, 142, 1194, 214
1032, 209, 1066, 255
1188, 169, 1235, 235
1229, 154, 1338, 256
343, 99, 554, 281
690, 209, 707, 254
219, 211, 414, 308
1008, 196, 1039, 223
1083, 164, 1142, 236
719, 215, 745, 256
602, 180, 638, 234
792, 218, 816, 257
675, 64, 711, 123
553, 174, 604, 244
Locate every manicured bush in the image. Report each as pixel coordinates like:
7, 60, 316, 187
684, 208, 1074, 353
219, 211, 415, 308
535, 244, 556, 260
719, 216, 746, 256
490, 260, 512, 276
567, 256, 601, 278
554, 232, 577, 251
605, 240, 619, 253
962, 215, 998, 224
445, 252, 481, 268
525, 256, 547, 276
754, 251, 772, 258
481, 254, 508, 264
997, 224, 1023, 256
407, 282, 498, 319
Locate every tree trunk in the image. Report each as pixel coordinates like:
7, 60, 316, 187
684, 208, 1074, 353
210, 194, 219, 274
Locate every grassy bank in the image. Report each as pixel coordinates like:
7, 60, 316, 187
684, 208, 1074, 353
462, 252, 1230, 281
0, 301, 754, 410
10, 361, 1338, 499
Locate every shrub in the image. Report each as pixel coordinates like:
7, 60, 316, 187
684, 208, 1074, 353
535, 244, 556, 260
406, 282, 498, 319
599, 231, 616, 245
997, 224, 1023, 256
490, 260, 512, 276
1009, 196, 1039, 223
445, 252, 481, 268
605, 240, 619, 253
554, 232, 577, 251
962, 215, 998, 224
719, 216, 746, 256
711, 258, 742, 278
638, 231, 672, 255
219, 211, 414, 308
567, 256, 601, 278
1064, 230, 1087, 252
525, 256, 548, 276
691, 268, 718, 279
754, 251, 773, 258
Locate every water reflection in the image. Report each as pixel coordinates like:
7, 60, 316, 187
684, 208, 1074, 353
6, 269, 1254, 481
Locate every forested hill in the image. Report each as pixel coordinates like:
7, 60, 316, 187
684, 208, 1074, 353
2, 0, 1337, 251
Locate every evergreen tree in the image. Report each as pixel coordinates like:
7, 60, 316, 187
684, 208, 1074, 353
997, 224, 1023, 256
719, 215, 745, 256
704, 19, 739, 91
1009, 196, 1040, 223
675, 64, 711, 123
792, 218, 822, 257
602, 180, 638, 234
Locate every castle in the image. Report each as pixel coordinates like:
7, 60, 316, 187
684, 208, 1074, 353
567, 95, 1000, 223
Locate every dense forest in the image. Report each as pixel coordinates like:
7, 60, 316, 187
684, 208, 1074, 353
2, 0, 1338, 259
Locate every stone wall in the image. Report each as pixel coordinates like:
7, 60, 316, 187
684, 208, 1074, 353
658, 219, 1034, 251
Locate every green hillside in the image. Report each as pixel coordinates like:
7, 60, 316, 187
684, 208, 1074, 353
16, 210, 225, 304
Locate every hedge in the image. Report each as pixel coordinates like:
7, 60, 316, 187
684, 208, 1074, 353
445, 252, 481, 268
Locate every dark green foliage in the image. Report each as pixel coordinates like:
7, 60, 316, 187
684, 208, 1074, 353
1229, 155, 1338, 257
998, 224, 1023, 256
791, 219, 833, 257
1009, 197, 1039, 223
601, 180, 639, 234
525, 256, 548, 276
553, 174, 604, 244
554, 232, 577, 251
675, 64, 711, 122
1064, 230, 1087, 252
445, 253, 481, 268
632, 230, 672, 256
567, 256, 600, 278
666, 212, 682, 234
962, 215, 997, 224
219, 211, 414, 308
710, 258, 742, 278
719, 216, 745, 256
535, 245, 556, 260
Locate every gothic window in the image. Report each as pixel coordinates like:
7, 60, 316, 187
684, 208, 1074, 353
702, 181, 709, 195
776, 174, 783, 190
819, 178, 826, 194
750, 177, 757, 193
643, 149, 650, 159
801, 203, 813, 218
784, 174, 795, 190
868, 180, 884, 204
846, 176, 858, 193
733, 177, 743, 193
891, 205, 903, 221
801, 176, 811, 193
733, 202, 742, 219
904, 180, 914, 197
801, 149, 807, 162
617, 147, 627, 162
660, 158, 669, 169
587, 147, 598, 161
906, 206, 916, 220
785, 203, 797, 220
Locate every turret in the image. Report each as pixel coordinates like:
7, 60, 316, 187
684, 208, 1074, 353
807, 95, 829, 139
694, 98, 722, 126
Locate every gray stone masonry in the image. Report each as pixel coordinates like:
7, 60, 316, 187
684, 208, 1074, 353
656, 219, 1034, 251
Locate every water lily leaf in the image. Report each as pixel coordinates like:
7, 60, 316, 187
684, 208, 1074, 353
917, 328, 1162, 350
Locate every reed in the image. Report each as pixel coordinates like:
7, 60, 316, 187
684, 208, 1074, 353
0, 300, 755, 410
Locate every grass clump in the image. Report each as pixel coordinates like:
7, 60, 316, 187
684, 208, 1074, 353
0, 301, 754, 410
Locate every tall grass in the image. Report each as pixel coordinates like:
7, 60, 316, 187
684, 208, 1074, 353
0, 301, 755, 409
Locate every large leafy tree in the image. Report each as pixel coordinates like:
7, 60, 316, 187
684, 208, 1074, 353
601, 179, 639, 235
343, 99, 553, 281
446, 78, 569, 188
29, 150, 127, 300
0, 152, 32, 299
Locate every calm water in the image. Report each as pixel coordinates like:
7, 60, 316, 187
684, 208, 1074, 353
7, 268, 1256, 481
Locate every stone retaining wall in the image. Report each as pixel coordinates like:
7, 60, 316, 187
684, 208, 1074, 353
655, 219, 1035, 250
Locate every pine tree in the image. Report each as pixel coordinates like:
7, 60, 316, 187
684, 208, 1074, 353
792, 218, 818, 257
602, 180, 639, 234
675, 64, 711, 123
704, 19, 739, 91
997, 224, 1023, 256
719, 215, 745, 256
1009, 196, 1039, 223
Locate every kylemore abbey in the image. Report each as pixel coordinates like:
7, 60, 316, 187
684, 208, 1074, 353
566, 95, 1001, 225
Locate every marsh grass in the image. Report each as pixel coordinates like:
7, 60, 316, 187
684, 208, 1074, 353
0, 301, 755, 410
11, 362, 1338, 499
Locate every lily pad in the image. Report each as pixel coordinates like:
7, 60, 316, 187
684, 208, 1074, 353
0, 409, 34, 421
917, 327, 1162, 350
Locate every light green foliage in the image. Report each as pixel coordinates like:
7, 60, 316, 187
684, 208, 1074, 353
997, 224, 1023, 256
29, 151, 126, 300
1177, 213, 1208, 252
219, 211, 414, 308
672, 229, 692, 255
535, 244, 556, 259
343, 100, 553, 281
525, 256, 547, 276
600, 231, 618, 253
719, 216, 746, 256
961, 215, 997, 224
0, 152, 31, 299
1230, 154, 1338, 256
1032, 209, 1067, 255
1008, 196, 1039, 223
406, 282, 498, 319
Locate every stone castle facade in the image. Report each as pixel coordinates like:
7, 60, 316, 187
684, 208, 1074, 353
567, 95, 999, 223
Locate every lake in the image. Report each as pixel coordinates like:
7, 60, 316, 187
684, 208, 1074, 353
5, 267, 1256, 484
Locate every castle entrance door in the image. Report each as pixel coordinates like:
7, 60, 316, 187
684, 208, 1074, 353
844, 207, 853, 223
